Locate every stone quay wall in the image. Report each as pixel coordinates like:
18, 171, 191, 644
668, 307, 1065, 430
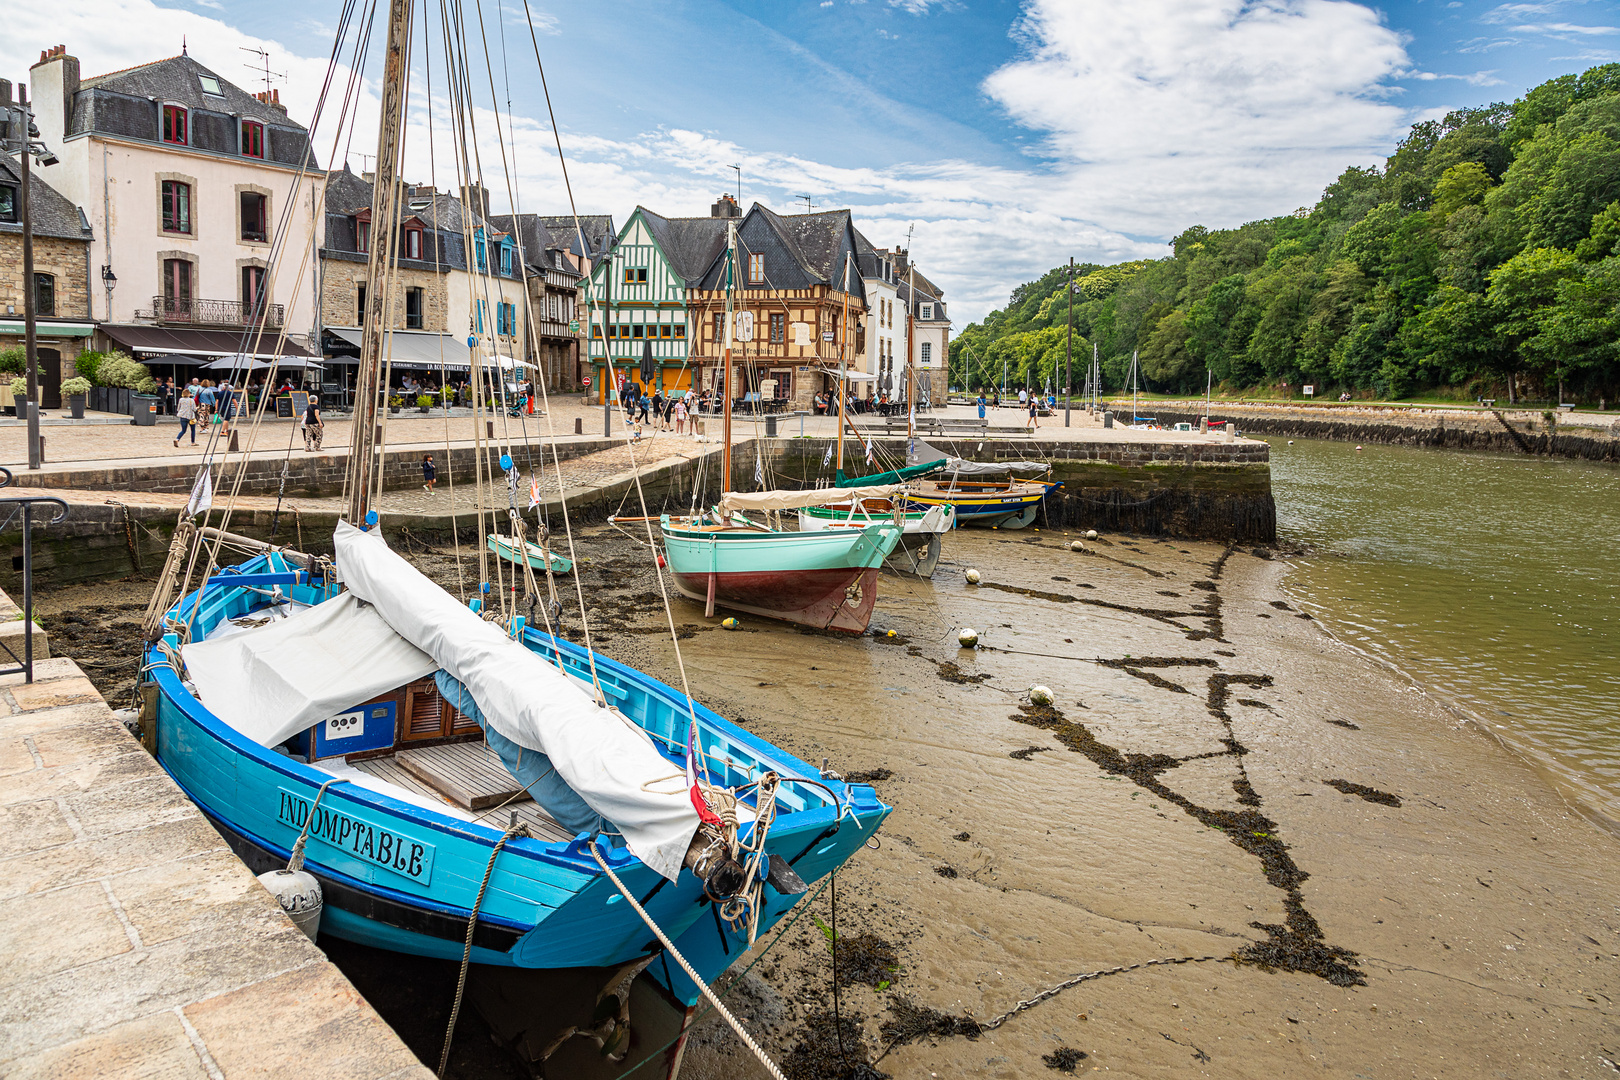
1135, 402, 1620, 463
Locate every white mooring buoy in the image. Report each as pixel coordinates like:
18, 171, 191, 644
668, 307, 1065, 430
1070, 540, 1084, 551
1029, 685, 1055, 706
258, 868, 323, 941
1085, 529, 1098, 540
965, 568, 981, 584
958, 627, 980, 648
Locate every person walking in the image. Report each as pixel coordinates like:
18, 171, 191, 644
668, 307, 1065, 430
637, 389, 652, 426
1027, 394, 1039, 430
301, 395, 323, 452
673, 395, 687, 435
217, 381, 235, 438
976, 392, 986, 421
173, 387, 197, 447
422, 454, 436, 493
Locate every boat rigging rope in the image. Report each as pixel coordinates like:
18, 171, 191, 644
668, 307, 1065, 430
287, 778, 347, 873
438, 820, 528, 1077
588, 841, 789, 1080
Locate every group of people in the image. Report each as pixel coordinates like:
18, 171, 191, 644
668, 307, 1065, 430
170, 378, 242, 447
622, 382, 693, 437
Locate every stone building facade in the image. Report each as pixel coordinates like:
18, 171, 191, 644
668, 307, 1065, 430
0, 148, 95, 407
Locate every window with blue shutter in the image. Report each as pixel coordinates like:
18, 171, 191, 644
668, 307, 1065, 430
476, 299, 486, 334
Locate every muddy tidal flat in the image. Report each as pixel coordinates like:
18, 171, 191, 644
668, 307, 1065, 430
596, 528, 1620, 1079
42, 527, 1620, 1079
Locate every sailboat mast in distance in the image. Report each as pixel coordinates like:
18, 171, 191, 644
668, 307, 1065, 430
345, 0, 414, 527
721, 220, 736, 494
837, 251, 850, 474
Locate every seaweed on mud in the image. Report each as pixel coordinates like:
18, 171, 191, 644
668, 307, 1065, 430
844, 768, 894, 784
934, 661, 992, 685
1070, 547, 1165, 578
933, 865, 958, 879
953, 832, 972, 841
1249, 547, 1273, 560
1158, 590, 1182, 597
1324, 779, 1401, 806
1007, 687, 1365, 988
1214, 649, 1236, 657
1269, 600, 1293, 610
878, 996, 982, 1047
1115, 667, 1190, 694
1327, 718, 1361, 730
1296, 612, 1315, 620
1191, 581, 1217, 591
1237, 698, 1272, 709
1232, 777, 1262, 806
1235, 923, 1366, 987
783, 1012, 889, 1080
1043, 1047, 1089, 1072
1010, 745, 1051, 760
976, 581, 1218, 640
835, 933, 902, 987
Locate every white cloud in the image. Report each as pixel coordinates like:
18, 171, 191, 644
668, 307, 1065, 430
982, 0, 1416, 235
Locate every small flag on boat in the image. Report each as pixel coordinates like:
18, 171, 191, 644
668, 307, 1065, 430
528, 475, 541, 510
754, 446, 765, 488
185, 467, 212, 517
822, 443, 833, 468
864, 438, 874, 466
685, 722, 723, 827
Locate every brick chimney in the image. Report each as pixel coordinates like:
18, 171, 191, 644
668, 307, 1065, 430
29, 44, 79, 141
254, 88, 288, 116
710, 193, 741, 219
461, 183, 491, 218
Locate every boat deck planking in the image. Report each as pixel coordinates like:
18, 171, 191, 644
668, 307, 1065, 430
350, 751, 574, 843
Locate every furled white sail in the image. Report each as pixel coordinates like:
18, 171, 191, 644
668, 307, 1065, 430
184, 592, 437, 747
333, 522, 700, 880
717, 484, 901, 513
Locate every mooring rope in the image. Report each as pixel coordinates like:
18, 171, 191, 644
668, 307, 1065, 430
287, 777, 347, 873
589, 841, 789, 1080
438, 820, 528, 1077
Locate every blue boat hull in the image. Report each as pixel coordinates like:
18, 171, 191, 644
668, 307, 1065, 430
149, 553, 889, 1002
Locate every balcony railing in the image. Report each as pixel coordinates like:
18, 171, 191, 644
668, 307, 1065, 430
140, 296, 285, 328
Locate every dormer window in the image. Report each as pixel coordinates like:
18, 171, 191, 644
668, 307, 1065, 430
241, 121, 264, 159
474, 230, 487, 272
402, 224, 423, 260
198, 74, 223, 96
162, 104, 188, 146
356, 220, 370, 253
747, 253, 764, 284
500, 243, 513, 275
920, 302, 934, 320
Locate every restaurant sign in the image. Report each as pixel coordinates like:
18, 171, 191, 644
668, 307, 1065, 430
277, 787, 435, 885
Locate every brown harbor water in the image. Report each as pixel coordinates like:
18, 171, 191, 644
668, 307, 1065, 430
35, 491, 1620, 1078
1268, 437, 1620, 831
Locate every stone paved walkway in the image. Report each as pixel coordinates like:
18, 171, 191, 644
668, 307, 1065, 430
0, 652, 431, 1079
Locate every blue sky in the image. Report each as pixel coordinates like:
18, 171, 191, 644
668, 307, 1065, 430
6, 0, 1616, 323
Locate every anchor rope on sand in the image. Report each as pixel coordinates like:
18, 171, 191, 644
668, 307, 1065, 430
589, 840, 790, 1080
439, 821, 528, 1078
980, 954, 1232, 1031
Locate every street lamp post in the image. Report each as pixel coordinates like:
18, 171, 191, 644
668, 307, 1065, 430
1064, 256, 1073, 427
7, 86, 59, 471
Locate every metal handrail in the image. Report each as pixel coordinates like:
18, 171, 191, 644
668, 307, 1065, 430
0, 469, 69, 683
140, 296, 286, 328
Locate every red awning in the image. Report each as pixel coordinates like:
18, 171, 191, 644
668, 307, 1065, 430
99, 324, 316, 359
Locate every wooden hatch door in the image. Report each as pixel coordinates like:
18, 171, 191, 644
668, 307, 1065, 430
399, 677, 481, 744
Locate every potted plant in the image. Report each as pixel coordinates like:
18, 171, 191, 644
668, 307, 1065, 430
9, 378, 27, 414
60, 376, 92, 419
416, 393, 432, 413
389, 394, 403, 414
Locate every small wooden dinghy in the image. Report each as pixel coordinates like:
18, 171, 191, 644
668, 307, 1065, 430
487, 532, 572, 573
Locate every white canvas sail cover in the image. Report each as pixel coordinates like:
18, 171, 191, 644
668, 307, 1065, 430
185, 592, 438, 747
333, 522, 700, 880
718, 484, 901, 513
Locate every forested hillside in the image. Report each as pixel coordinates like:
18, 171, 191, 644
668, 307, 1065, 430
951, 64, 1620, 403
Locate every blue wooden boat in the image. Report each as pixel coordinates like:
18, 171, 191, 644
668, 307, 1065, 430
146, 549, 888, 1005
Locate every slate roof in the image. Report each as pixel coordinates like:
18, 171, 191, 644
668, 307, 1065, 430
899, 278, 947, 322
689, 203, 864, 303
637, 208, 731, 287
72, 55, 317, 168
0, 154, 92, 242
320, 166, 521, 280
486, 212, 610, 274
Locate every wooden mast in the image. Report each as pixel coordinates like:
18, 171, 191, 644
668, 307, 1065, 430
721, 220, 736, 494
836, 251, 850, 476
344, 0, 414, 526
905, 261, 916, 447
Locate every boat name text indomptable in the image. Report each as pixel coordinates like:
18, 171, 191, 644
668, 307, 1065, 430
277, 788, 436, 885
